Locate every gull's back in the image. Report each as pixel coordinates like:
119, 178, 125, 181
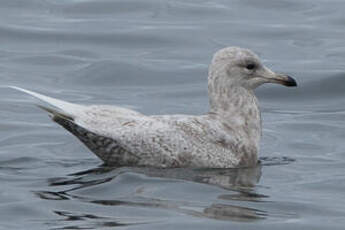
69, 106, 245, 168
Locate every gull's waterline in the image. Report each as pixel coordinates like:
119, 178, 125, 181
10, 47, 297, 168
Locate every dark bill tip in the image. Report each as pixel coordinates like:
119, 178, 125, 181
283, 75, 297, 87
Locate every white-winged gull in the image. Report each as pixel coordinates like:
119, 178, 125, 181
10, 47, 297, 168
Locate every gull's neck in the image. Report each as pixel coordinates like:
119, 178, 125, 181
208, 86, 262, 142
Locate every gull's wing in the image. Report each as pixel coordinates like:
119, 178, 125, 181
9, 86, 188, 166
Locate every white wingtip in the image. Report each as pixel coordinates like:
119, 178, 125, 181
8, 86, 44, 98
8, 86, 85, 118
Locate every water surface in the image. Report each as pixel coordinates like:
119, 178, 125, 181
1, 0, 345, 229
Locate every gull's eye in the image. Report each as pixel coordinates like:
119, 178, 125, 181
246, 63, 256, 70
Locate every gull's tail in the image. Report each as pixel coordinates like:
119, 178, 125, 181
8, 86, 86, 120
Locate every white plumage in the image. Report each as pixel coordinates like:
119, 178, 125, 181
10, 47, 297, 168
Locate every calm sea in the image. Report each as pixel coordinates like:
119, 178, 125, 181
1, 0, 345, 229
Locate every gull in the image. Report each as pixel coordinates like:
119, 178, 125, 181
10, 47, 297, 168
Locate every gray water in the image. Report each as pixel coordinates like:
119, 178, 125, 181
1, 0, 345, 229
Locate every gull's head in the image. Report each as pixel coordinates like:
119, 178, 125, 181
209, 47, 297, 90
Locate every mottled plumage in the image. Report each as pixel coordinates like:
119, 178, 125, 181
10, 47, 297, 168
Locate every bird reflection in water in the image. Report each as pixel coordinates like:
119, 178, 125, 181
35, 163, 268, 228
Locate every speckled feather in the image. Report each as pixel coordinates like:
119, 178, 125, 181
10, 47, 296, 168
